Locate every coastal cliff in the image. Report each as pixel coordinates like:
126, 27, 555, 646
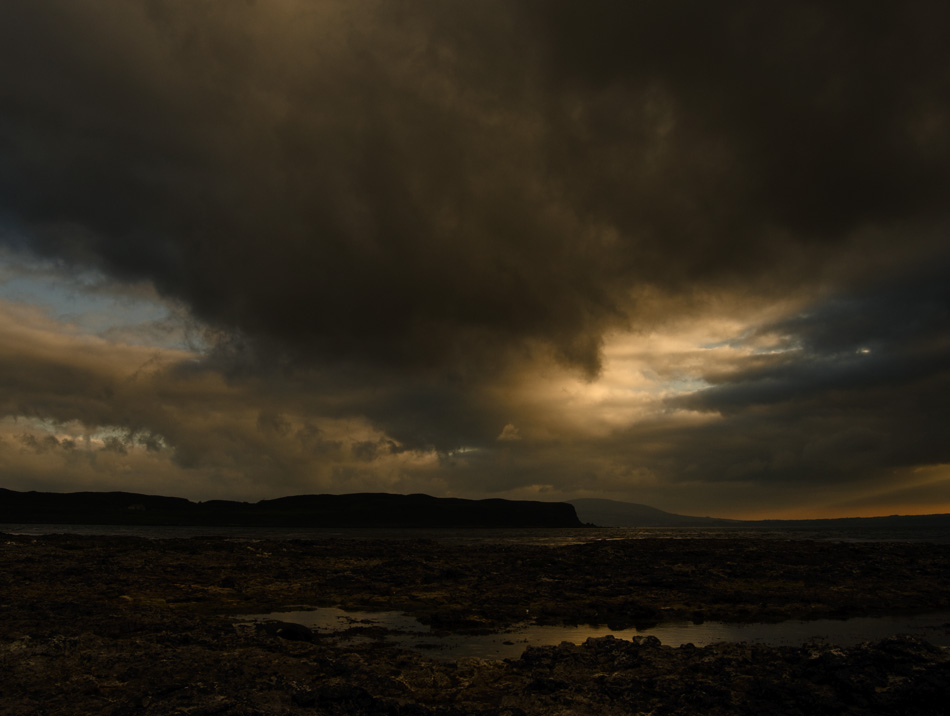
0, 488, 583, 528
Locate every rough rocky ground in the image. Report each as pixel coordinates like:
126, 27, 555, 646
2, 533, 949, 715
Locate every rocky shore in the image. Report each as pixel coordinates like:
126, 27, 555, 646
2, 533, 949, 714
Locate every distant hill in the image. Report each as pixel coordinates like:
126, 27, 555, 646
0, 489, 583, 528
570, 497, 950, 530
570, 498, 738, 527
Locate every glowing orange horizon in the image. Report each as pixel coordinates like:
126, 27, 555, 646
727, 504, 950, 521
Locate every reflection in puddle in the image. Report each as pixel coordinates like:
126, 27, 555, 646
236, 607, 950, 661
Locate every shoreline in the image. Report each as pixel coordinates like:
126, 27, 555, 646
3, 533, 949, 714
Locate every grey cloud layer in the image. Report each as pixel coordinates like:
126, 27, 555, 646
3, 1, 947, 373
667, 263, 950, 485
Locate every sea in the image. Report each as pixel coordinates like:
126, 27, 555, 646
2, 524, 949, 544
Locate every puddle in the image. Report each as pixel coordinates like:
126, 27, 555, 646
235, 607, 950, 661
249, 607, 430, 634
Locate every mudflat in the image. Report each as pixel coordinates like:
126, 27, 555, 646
2, 534, 949, 714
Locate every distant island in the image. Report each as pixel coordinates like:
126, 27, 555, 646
569, 497, 950, 530
0, 488, 583, 528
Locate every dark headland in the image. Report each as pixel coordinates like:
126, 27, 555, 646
0, 488, 583, 528
4, 488, 949, 531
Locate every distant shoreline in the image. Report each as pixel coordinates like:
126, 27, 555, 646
3, 487, 948, 531
569, 496, 950, 529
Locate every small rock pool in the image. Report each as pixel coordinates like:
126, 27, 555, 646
236, 607, 950, 660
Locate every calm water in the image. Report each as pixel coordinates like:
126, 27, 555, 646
237, 606, 950, 660
3, 524, 950, 543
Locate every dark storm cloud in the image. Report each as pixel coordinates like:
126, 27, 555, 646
531, 1, 950, 241
2, 0, 947, 382
0, 0, 613, 374
668, 260, 950, 482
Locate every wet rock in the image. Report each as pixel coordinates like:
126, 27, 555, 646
525, 677, 568, 693
3, 534, 950, 715
258, 621, 313, 642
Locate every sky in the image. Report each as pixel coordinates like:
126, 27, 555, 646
1, 1, 948, 519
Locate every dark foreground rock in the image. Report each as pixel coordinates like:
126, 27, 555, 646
3, 628, 947, 715
2, 534, 949, 714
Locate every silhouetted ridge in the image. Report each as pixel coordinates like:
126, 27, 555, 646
569, 497, 950, 529
0, 488, 582, 528
570, 498, 738, 527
